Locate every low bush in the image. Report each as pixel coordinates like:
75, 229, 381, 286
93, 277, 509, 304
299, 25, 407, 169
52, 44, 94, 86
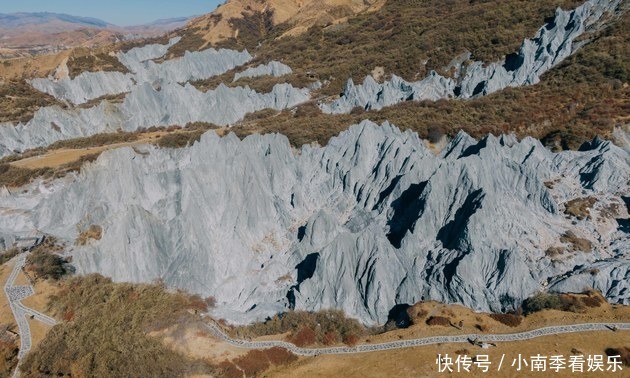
291, 326, 317, 347
0, 164, 54, 188
560, 231, 593, 252
0, 338, 18, 377
232, 309, 367, 347
564, 197, 597, 220
605, 347, 630, 367
48, 132, 139, 150
488, 313, 522, 327
426, 316, 451, 326
0, 247, 20, 266
522, 291, 605, 315
26, 250, 68, 280
157, 129, 208, 149
0, 79, 65, 124
75, 225, 103, 246
219, 347, 297, 378
66, 53, 129, 79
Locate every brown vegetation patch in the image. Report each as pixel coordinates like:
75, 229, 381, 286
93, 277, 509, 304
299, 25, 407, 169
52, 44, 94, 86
20, 274, 217, 377
75, 225, 103, 246
560, 231, 593, 252
48, 131, 139, 150
0, 164, 54, 188
66, 52, 129, 79
605, 347, 630, 367
156, 129, 208, 148
0, 247, 20, 266
425, 316, 451, 327
0, 79, 66, 124
0, 338, 18, 377
25, 237, 70, 281
522, 290, 605, 315
219, 347, 297, 378
216, 0, 585, 96
564, 197, 597, 220
488, 313, 523, 327
545, 246, 567, 259
232, 309, 367, 347
291, 326, 317, 347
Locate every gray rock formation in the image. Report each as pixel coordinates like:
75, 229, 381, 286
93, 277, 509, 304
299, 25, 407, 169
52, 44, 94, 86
29, 71, 136, 106
321, 0, 622, 114
117, 36, 181, 65
29, 37, 253, 105
233, 61, 293, 82
123, 47, 253, 85
0, 39, 308, 157
0, 82, 309, 156
1, 121, 627, 325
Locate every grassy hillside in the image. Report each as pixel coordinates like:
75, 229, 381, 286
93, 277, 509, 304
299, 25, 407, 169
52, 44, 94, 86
0, 79, 66, 124
229, 8, 629, 150
214, 0, 585, 95
20, 274, 216, 377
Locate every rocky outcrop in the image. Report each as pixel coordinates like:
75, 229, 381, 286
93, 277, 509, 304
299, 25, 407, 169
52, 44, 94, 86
321, 0, 622, 114
0, 82, 309, 156
0, 38, 308, 157
233, 61, 293, 82
117, 36, 181, 65
29, 71, 136, 106
29, 37, 254, 105
1, 121, 627, 325
120, 82, 309, 129
122, 47, 253, 85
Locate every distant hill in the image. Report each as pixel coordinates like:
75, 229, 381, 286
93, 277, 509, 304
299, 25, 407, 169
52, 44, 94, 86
0, 12, 112, 29
0, 12, 191, 55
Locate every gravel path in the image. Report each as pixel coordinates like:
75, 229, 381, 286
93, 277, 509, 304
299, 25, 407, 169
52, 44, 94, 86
3, 251, 58, 378
4, 247, 629, 369
204, 321, 630, 356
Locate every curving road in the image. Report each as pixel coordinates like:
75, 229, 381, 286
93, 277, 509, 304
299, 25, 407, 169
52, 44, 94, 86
204, 321, 630, 356
4, 249, 629, 364
3, 252, 58, 378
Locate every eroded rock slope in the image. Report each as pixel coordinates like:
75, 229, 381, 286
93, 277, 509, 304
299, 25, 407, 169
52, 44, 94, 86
321, 0, 623, 113
0, 38, 309, 157
1, 121, 627, 324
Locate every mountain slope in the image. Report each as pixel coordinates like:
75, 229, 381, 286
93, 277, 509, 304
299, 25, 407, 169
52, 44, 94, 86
2, 121, 627, 325
187, 0, 386, 45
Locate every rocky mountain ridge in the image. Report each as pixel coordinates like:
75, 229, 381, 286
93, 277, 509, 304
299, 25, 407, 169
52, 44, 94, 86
0, 0, 627, 328
1, 121, 627, 325
321, 0, 623, 113
0, 38, 309, 157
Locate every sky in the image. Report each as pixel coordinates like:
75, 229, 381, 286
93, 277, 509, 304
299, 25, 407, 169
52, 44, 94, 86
0, 0, 224, 26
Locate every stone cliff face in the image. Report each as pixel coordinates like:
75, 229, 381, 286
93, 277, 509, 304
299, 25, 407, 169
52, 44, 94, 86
0, 38, 309, 157
320, 0, 622, 114
1, 121, 627, 324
